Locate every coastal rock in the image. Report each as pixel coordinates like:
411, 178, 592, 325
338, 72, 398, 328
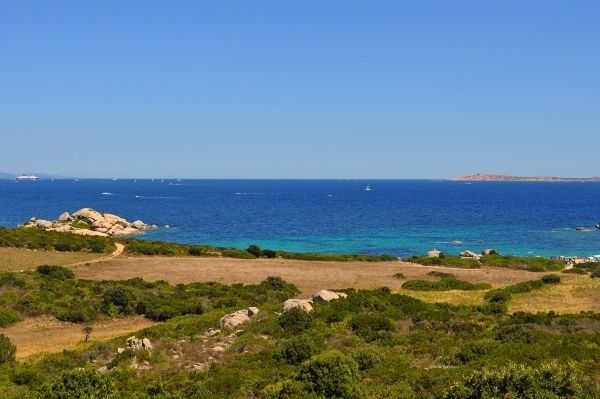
460, 250, 481, 260
283, 299, 313, 313
427, 249, 442, 258
313, 290, 347, 302
58, 212, 73, 222
22, 207, 155, 237
219, 307, 259, 329
126, 336, 153, 351
481, 249, 497, 256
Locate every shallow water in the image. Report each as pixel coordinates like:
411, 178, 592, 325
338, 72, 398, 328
1, 179, 599, 257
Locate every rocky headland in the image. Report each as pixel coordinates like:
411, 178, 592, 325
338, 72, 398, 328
21, 208, 156, 237
453, 173, 600, 182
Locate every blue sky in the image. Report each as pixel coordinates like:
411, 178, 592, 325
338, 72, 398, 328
1, 1, 598, 178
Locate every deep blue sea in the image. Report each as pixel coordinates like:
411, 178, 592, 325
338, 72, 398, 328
1, 179, 599, 257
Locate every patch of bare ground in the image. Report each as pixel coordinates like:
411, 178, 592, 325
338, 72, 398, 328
72, 256, 541, 298
0, 247, 104, 272
1, 315, 157, 359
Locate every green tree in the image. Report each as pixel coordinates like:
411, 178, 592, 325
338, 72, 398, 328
246, 244, 261, 258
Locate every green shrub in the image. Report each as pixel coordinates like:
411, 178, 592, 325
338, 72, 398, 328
222, 248, 257, 259
0, 333, 16, 364
246, 244, 261, 258
0, 308, 20, 327
402, 278, 491, 291
101, 286, 133, 315
494, 324, 533, 344
36, 265, 75, 280
591, 267, 600, 278
349, 313, 395, 342
275, 335, 318, 365
0, 272, 26, 288
262, 249, 277, 258
426, 271, 456, 279
451, 339, 498, 365
349, 346, 383, 371
393, 272, 406, 279
136, 297, 204, 321
443, 361, 582, 399
279, 308, 314, 334
296, 350, 365, 399
541, 274, 561, 284
0, 227, 114, 253
562, 268, 587, 275
38, 370, 116, 399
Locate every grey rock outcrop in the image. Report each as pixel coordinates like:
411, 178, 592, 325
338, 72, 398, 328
126, 336, 153, 350
283, 299, 313, 313
21, 207, 154, 237
219, 307, 259, 329
312, 290, 347, 302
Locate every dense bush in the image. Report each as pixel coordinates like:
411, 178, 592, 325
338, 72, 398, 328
279, 308, 314, 334
563, 267, 588, 275
0, 227, 114, 253
393, 272, 406, 279
402, 278, 491, 291
296, 350, 365, 399
36, 370, 116, 399
262, 249, 277, 258
0, 308, 20, 327
443, 361, 582, 399
101, 286, 133, 315
541, 274, 561, 284
280, 251, 397, 262
0, 272, 26, 288
0, 334, 16, 364
349, 346, 383, 371
246, 244, 261, 258
451, 339, 498, 365
349, 313, 395, 342
591, 267, 600, 279
36, 265, 75, 280
275, 335, 318, 365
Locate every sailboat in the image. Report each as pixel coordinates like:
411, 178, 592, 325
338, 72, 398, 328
365, 184, 372, 191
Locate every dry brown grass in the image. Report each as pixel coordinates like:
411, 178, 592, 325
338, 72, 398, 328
0, 248, 103, 272
0, 315, 156, 359
509, 274, 600, 314
72, 255, 541, 298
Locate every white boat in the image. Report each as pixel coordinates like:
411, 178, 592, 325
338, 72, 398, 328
15, 175, 39, 181
365, 184, 372, 191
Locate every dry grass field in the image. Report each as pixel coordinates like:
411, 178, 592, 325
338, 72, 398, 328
509, 274, 600, 314
0, 315, 156, 359
72, 255, 540, 296
0, 248, 103, 272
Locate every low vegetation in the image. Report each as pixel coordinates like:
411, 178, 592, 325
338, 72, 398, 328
124, 239, 397, 262
0, 267, 298, 326
0, 227, 114, 253
407, 253, 565, 271
0, 270, 598, 398
402, 278, 492, 292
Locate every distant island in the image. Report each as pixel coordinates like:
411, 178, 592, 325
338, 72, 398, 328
453, 173, 600, 182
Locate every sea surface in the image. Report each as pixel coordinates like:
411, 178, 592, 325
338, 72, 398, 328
1, 179, 599, 257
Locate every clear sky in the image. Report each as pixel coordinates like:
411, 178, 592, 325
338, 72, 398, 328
1, 1, 598, 178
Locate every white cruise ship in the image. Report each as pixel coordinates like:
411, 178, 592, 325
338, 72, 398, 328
15, 175, 39, 181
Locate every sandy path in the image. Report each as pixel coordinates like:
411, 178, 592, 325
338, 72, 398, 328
67, 243, 125, 266
1, 315, 156, 359
73, 256, 541, 297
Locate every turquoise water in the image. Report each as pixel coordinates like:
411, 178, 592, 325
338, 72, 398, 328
1, 179, 599, 257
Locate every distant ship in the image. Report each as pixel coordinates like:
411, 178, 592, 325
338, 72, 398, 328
365, 184, 372, 191
15, 175, 39, 181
